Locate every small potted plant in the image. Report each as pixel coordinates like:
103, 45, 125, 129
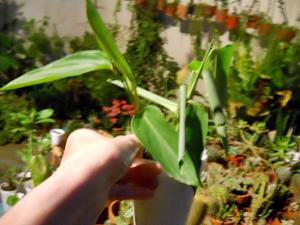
215, 0, 228, 24
246, 14, 262, 29
276, 25, 297, 42
226, 11, 240, 30
0, 167, 24, 211
208, 185, 237, 225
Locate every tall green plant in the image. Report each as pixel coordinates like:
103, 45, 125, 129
0, 0, 233, 186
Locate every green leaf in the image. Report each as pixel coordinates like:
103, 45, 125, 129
1, 50, 113, 91
110, 80, 178, 113
131, 105, 200, 186
37, 109, 54, 120
215, 44, 235, 105
7, 195, 20, 206
86, 0, 131, 77
187, 42, 214, 100
86, 0, 139, 107
185, 103, 208, 170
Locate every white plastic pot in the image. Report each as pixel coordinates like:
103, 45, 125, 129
0, 183, 24, 212
133, 172, 194, 225
50, 128, 65, 146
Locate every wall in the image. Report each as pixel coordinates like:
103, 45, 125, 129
3, 0, 300, 65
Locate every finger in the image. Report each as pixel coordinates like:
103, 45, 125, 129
109, 184, 155, 200
117, 161, 162, 189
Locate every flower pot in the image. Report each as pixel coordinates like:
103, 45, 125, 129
276, 27, 296, 41
267, 218, 281, 225
180, 19, 192, 34
135, 0, 146, 7
0, 182, 16, 211
0, 183, 24, 211
210, 217, 236, 225
134, 172, 194, 225
164, 3, 176, 17
108, 200, 120, 224
258, 23, 272, 37
235, 192, 252, 206
175, 4, 188, 20
226, 15, 239, 30
246, 15, 261, 29
191, 19, 201, 35
281, 209, 298, 220
215, 9, 228, 24
202, 4, 216, 18
49, 128, 65, 146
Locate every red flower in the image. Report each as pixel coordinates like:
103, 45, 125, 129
110, 117, 118, 124
112, 99, 121, 107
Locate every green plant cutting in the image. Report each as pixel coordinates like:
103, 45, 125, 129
0, 0, 233, 188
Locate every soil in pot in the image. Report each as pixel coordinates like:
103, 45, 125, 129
1, 182, 16, 191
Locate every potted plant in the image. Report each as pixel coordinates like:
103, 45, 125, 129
215, 0, 228, 24
276, 25, 297, 42
246, 14, 262, 29
0, 167, 24, 211
0, 1, 234, 224
226, 12, 240, 30
208, 185, 237, 225
202, 3, 217, 18
175, 3, 188, 20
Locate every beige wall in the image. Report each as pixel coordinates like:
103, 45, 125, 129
7, 0, 300, 65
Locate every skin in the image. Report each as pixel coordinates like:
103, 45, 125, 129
0, 129, 161, 225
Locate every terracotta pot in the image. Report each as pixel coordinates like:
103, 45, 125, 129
164, 3, 176, 17
259, 23, 272, 36
135, 0, 146, 7
247, 15, 261, 29
267, 170, 278, 183
267, 218, 281, 225
210, 217, 236, 225
202, 4, 216, 18
215, 9, 228, 24
175, 4, 188, 20
134, 171, 194, 225
235, 192, 252, 206
108, 200, 120, 224
281, 209, 298, 220
226, 15, 239, 30
276, 27, 296, 41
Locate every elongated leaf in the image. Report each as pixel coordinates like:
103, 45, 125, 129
185, 103, 208, 170
131, 105, 200, 186
86, 0, 139, 107
110, 80, 178, 113
215, 44, 235, 105
1, 50, 112, 91
187, 42, 214, 100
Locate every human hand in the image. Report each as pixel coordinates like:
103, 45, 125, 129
61, 129, 162, 201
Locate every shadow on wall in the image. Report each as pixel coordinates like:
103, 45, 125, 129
0, 0, 24, 32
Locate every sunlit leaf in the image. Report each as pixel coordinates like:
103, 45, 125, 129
131, 105, 200, 186
1, 50, 112, 91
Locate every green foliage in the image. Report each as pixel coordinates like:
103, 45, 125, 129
6, 194, 20, 206
125, 4, 178, 97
